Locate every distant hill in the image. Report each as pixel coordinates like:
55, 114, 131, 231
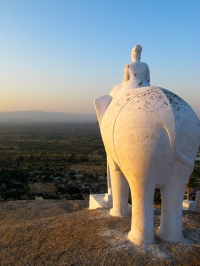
0, 111, 97, 123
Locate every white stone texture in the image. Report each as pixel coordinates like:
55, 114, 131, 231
94, 98, 113, 201
104, 162, 112, 200
194, 191, 200, 213
104, 193, 112, 202
100, 86, 200, 244
108, 167, 130, 217
89, 194, 113, 209
94, 95, 112, 127
182, 200, 195, 210
110, 44, 150, 99
93, 45, 200, 245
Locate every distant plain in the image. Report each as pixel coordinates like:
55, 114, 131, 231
0, 122, 106, 171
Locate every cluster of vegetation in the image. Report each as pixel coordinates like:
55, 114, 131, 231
0, 123, 106, 171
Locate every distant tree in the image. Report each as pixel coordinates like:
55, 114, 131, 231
58, 187, 66, 194
42, 176, 50, 182
189, 176, 198, 188
67, 187, 80, 195
19, 156, 24, 161
24, 185, 30, 192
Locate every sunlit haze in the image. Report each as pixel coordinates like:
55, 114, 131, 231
0, 0, 199, 117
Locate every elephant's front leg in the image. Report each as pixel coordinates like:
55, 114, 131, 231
128, 180, 155, 245
109, 163, 130, 217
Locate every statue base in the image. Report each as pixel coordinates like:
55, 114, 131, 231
89, 194, 113, 210
104, 193, 112, 202
182, 200, 195, 211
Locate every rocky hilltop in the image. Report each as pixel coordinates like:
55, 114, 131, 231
0, 200, 199, 265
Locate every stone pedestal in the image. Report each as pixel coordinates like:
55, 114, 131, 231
89, 194, 113, 210
182, 200, 195, 211
194, 191, 200, 213
104, 193, 112, 202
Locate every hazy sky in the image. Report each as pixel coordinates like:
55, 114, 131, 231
0, 0, 199, 117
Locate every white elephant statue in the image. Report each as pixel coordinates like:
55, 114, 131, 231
94, 45, 200, 245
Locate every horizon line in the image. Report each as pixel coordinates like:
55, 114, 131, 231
0, 110, 96, 115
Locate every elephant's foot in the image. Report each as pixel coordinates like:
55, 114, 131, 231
157, 226, 182, 242
128, 230, 154, 245
110, 207, 131, 217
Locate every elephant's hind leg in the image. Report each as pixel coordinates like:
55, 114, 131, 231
158, 163, 190, 242
128, 181, 155, 245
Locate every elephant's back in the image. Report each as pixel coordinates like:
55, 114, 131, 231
101, 86, 200, 173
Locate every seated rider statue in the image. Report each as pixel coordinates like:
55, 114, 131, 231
110, 44, 150, 98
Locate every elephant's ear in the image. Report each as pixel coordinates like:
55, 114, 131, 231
94, 95, 112, 127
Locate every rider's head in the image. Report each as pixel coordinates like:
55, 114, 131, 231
131, 45, 142, 62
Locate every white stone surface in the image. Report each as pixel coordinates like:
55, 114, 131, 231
104, 193, 112, 202
105, 162, 112, 200
110, 44, 150, 99
94, 98, 113, 202
194, 191, 200, 213
101, 86, 200, 244
94, 95, 112, 127
94, 45, 200, 245
108, 167, 130, 217
182, 200, 195, 211
89, 194, 113, 209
